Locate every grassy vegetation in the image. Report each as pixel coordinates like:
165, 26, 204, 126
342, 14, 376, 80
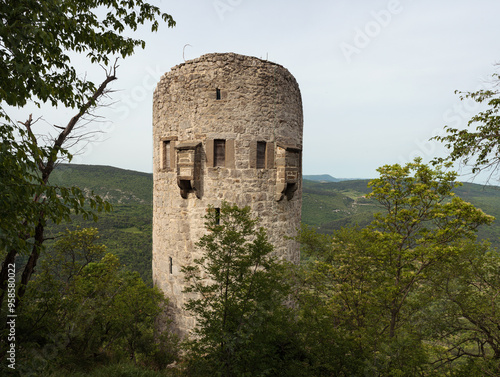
301, 179, 378, 232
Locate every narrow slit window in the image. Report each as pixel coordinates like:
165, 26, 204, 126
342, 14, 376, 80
256, 141, 266, 169
216, 88, 221, 100
163, 140, 171, 169
169, 257, 173, 274
215, 207, 221, 225
214, 139, 226, 167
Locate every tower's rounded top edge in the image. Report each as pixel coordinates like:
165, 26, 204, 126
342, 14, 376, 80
155, 52, 300, 92
170, 52, 287, 72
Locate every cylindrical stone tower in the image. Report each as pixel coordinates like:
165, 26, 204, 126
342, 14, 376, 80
152, 52, 303, 336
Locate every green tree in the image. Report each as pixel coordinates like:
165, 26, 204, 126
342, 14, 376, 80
15, 228, 173, 375
432, 69, 500, 182
182, 203, 304, 377
422, 240, 500, 375
0, 0, 174, 109
296, 159, 494, 376
295, 225, 369, 376
367, 158, 493, 339
0, 0, 174, 311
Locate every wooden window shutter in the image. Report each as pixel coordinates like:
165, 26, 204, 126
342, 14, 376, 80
256, 141, 266, 169
214, 139, 226, 167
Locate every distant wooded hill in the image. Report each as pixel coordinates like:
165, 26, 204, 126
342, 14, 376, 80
48, 164, 500, 283
301, 179, 500, 245
48, 164, 154, 284
303, 174, 349, 182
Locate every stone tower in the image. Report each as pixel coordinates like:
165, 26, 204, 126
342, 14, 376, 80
152, 52, 303, 336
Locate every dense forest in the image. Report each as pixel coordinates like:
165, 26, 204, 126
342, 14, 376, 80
3, 161, 500, 376
43, 163, 500, 287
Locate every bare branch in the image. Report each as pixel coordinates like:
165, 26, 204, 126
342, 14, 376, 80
42, 61, 119, 182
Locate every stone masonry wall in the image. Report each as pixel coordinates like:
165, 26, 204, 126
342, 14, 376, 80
152, 53, 303, 336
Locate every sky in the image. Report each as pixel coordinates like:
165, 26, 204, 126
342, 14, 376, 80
13, 0, 500, 180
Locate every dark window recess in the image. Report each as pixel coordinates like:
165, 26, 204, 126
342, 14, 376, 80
285, 183, 298, 201
215, 208, 221, 225
169, 257, 173, 274
256, 141, 266, 169
216, 88, 221, 100
214, 139, 226, 167
178, 180, 193, 199
163, 140, 170, 169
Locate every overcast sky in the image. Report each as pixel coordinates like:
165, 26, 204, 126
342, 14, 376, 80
15, 0, 500, 180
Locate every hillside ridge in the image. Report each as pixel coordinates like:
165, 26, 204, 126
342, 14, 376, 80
53, 163, 500, 248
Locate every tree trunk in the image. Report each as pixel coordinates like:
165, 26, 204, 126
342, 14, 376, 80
15, 221, 44, 308
0, 248, 18, 308
0, 68, 117, 314
389, 309, 397, 338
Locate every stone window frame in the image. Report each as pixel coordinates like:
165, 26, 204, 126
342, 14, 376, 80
206, 138, 235, 168
275, 142, 302, 201
250, 140, 275, 169
214, 139, 226, 167
256, 141, 266, 169
175, 141, 202, 199
160, 136, 178, 171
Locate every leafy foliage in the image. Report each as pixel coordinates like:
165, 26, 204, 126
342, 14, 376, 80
422, 240, 500, 373
0, 0, 174, 109
182, 203, 305, 377
0, 0, 174, 328
365, 158, 492, 338
13, 228, 175, 376
0, 126, 109, 253
296, 160, 495, 376
433, 71, 500, 181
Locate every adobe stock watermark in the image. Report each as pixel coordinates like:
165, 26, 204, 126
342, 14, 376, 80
6, 262, 16, 370
67, 64, 165, 164
213, 0, 244, 21
398, 86, 485, 165
113, 65, 165, 121
340, 0, 404, 63
17, 307, 111, 375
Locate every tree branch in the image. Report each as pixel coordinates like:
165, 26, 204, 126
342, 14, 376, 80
42, 61, 119, 183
